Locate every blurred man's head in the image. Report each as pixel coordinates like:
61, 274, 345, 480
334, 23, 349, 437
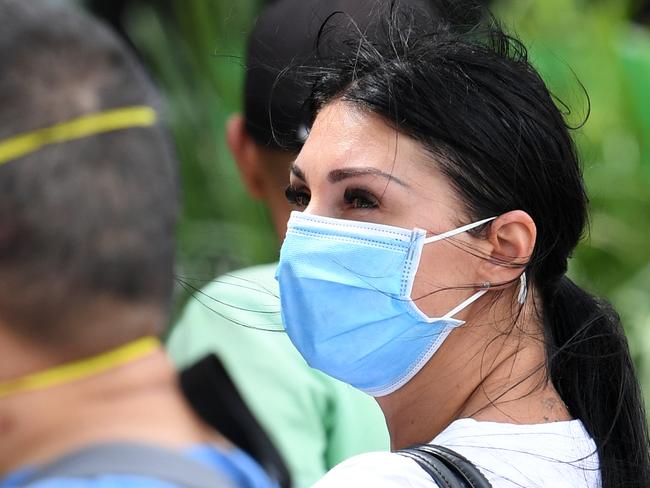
226, 0, 332, 239
227, 0, 489, 239
0, 0, 178, 359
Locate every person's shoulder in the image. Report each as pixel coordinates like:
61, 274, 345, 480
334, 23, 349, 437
433, 419, 600, 487
10, 445, 276, 488
16, 475, 180, 487
311, 451, 437, 488
167, 261, 285, 367
217, 262, 279, 282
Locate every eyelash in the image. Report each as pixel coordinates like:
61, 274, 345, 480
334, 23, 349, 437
344, 188, 379, 209
285, 185, 311, 208
284, 185, 379, 210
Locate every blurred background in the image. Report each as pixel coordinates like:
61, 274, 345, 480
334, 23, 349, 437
73, 0, 650, 403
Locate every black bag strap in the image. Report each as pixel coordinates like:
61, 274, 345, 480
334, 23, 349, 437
179, 354, 291, 488
398, 444, 492, 488
22, 442, 238, 488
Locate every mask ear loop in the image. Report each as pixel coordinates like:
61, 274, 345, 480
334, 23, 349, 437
441, 284, 490, 320
422, 216, 497, 321
441, 274, 527, 321
517, 272, 528, 305
422, 217, 496, 244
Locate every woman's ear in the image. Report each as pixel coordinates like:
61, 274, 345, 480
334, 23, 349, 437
479, 210, 536, 286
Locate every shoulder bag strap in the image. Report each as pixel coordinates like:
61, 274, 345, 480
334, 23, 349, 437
180, 354, 291, 488
398, 444, 492, 488
23, 442, 238, 488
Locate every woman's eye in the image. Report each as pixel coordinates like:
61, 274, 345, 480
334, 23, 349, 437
285, 185, 311, 208
344, 188, 379, 209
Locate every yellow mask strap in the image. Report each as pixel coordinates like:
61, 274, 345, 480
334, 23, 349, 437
0, 106, 157, 166
0, 336, 161, 399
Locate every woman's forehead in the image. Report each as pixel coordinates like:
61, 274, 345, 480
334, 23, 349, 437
296, 101, 432, 183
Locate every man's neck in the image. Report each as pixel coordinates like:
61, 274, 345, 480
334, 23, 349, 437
0, 350, 223, 475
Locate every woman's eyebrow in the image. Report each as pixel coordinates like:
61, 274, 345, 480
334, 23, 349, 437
328, 167, 410, 187
290, 163, 307, 182
291, 163, 410, 188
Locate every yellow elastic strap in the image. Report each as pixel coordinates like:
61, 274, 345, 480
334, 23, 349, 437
0, 106, 157, 166
0, 336, 161, 399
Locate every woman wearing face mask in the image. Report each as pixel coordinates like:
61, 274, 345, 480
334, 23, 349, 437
274, 5, 650, 488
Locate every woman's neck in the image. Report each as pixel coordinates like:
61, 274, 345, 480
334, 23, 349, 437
0, 350, 223, 475
376, 303, 571, 450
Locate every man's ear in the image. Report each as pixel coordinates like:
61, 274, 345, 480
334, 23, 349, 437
226, 114, 266, 200
478, 210, 536, 286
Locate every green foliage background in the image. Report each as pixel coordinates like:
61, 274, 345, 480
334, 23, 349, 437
101, 1, 650, 402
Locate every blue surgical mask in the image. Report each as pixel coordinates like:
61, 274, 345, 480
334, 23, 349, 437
276, 211, 496, 397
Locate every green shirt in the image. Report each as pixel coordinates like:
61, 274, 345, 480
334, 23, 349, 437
167, 263, 389, 488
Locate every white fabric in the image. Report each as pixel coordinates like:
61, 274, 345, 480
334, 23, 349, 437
312, 418, 600, 488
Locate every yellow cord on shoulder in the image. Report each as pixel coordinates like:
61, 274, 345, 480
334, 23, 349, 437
0, 336, 161, 399
0, 106, 157, 166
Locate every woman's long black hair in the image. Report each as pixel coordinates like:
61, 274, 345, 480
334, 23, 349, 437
306, 2, 650, 486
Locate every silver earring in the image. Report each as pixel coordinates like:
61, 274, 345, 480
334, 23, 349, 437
481, 281, 491, 289
517, 272, 528, 304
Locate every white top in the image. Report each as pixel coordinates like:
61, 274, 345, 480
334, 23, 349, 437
313, 418, 601, 487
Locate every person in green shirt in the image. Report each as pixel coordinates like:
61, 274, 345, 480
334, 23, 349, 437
166, 1, 415, 486
169, 262, 387, 488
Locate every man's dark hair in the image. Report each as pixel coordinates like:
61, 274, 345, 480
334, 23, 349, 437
244, 0, 489, 152
0, 0, 178, 349
634, 0, 650, 24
